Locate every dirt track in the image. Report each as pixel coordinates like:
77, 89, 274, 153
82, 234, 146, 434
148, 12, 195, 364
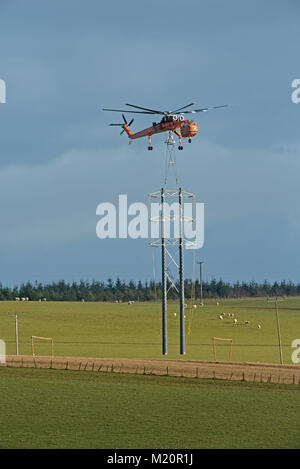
2, 355, 300, 384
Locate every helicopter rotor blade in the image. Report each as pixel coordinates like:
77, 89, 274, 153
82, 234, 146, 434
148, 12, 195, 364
128, 118, 134, 126
125, 103, 165, 114
103, 108, 156, 114
122, 114, 127, 125
179, 104, 229, 114
171, 102, 196, 113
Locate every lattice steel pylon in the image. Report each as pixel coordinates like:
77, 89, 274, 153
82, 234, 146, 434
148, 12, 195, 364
148, 133, 196, 355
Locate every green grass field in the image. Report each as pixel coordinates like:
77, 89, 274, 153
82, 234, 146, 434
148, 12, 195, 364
1, 297, 300, 363
1, 299, 300, 449
0, 367, 299, 449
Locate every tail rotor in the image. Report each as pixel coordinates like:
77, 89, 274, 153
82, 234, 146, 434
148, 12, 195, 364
109, 114, 134, 136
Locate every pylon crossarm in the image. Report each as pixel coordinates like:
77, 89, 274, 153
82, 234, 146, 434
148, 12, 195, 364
149, 189, 194, 199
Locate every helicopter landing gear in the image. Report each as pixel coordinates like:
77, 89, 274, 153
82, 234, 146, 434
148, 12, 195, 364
188, 138, 192, 143
148, 135, 153, 151
176, 133, 183, 150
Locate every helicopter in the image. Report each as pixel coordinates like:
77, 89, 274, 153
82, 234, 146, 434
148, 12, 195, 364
103, 102, 228, 150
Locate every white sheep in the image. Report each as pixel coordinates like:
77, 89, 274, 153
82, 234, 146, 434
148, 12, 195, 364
233, 319, 238, 324
219, 315, 223, 320
257, 324, 261, 329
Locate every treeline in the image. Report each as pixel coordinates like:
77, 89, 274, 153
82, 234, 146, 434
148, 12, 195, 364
0, 278, 299, 302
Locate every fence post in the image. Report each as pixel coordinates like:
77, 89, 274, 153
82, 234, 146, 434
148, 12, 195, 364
196, 367, 199, 378
98, 364, 102, 372
166, 366, 168, 376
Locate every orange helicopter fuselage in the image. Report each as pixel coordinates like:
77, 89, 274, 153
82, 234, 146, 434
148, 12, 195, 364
123, 118, 198, 140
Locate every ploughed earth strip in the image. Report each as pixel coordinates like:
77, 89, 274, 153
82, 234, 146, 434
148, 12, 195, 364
2, 355, 300, 384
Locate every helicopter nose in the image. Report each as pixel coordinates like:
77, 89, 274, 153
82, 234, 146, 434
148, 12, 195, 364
180, 122, 198, 138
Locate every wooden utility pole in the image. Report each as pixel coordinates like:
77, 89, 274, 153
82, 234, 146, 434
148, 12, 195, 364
197, 261, 204, 305
8, 313, 24, 355
268, 297, 284, 364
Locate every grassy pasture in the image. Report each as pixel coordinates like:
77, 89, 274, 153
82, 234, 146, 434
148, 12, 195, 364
1, 297, 300, 363
0, 367, 299, 449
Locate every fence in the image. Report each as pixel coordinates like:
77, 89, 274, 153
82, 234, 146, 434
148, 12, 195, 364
1, 355, 300, 385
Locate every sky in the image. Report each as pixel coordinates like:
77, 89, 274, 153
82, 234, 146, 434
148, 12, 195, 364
0, 0, 300, 285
